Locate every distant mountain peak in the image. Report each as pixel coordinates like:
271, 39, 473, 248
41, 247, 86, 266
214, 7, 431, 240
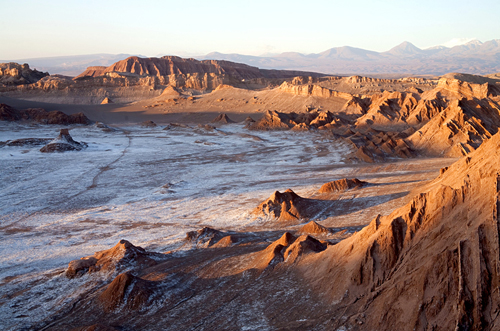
386, 41, 423, 55
465, 39, 483, 46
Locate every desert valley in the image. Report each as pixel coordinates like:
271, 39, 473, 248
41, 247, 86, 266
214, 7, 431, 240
2, 53, 500, 331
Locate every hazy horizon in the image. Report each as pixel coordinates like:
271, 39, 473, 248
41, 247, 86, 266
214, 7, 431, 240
1, 38, 495, 63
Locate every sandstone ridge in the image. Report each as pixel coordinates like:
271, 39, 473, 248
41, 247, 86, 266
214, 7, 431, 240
300, 131, 500, 330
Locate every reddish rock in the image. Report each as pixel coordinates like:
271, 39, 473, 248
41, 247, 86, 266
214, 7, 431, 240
299, 221, 331, 235
0, 103, 92, 125
185, 227, 226, 248
0, 62, 48, 86
66, 239, 157, 278
211, 113, 235, 124
254, 189, 315, 224
318, 178, 367, 193
98, 272, 156, 312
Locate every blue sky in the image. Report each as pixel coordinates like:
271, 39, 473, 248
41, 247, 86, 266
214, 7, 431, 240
1, 0, 499, 59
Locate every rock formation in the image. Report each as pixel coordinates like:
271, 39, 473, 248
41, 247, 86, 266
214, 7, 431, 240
2, 138, 52, 147
73, 56, 324, 91
98, 272, 158, 312
0, 62, 48, 86
241, 73, 500, 160
283, 235, 326, 263
40, 129, 88, 153
185, 227, 226, 248
254, 189, 316, 224
247, 110, 296, 130
0, 103, 21, 121
298, 221, 331, 235
140, 120, 157, 128
406, 97, 500, 157
247, 110, 347, 131
211, 113, 235, 124
0, 103, 91, 125
100, 97, 113, 104
66, 239, 158, 278
299, 131, 500, 330
318, 178, 367, 193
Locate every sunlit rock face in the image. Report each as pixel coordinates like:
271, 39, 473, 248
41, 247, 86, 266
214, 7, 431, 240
0, 62, 48, 86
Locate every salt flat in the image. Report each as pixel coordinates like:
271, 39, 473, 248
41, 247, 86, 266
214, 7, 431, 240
0, 121, 454, 329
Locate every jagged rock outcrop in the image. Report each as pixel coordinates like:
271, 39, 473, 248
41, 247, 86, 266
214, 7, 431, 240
283, 235, 326, 263
0, 62, 48, 86
185, 227, 226, 248
247, 110, 295, 130
0, 103, 91, 124
101, 97, 113, 104
211, 113, 235, 124
247, 109, 348, 131
98, 272, 157, 312
40, 129, 88, 153
343, 128, 415, 162
354, 91, 421, 127
254, 232, 327, 269
406, 97, 500, 157
298, 221, 331, 235
301, 131, 500, 330
279, 81, 355, 99
318, 178, 367, 193
66, 239, 157, 278
254, 232, 297, 269
254, 189, 316, 224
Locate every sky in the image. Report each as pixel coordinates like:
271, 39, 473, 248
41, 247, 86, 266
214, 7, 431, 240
1, 0, 499, 60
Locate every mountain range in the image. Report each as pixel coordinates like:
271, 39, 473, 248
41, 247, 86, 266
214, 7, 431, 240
198, 39, 500, 76
3, 39, 500, 77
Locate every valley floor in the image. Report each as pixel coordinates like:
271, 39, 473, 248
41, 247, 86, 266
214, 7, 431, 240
0, 119, 454, 330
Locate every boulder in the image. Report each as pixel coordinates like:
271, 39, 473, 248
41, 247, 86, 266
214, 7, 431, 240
318, 178, 367, 193
40, 129, 88, 153
254, 189, 315, 224
211, 113, 235, 124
